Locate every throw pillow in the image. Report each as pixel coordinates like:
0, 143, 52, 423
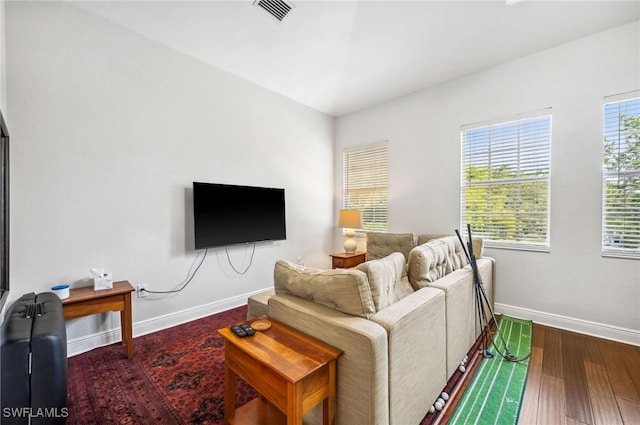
273, 260, 376, 319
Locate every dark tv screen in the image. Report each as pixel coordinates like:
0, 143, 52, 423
193, 182, 286, 249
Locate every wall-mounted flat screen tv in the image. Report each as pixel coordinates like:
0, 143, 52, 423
193, 182, 286, 249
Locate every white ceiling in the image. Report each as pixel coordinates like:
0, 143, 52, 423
70, 1, 640, 116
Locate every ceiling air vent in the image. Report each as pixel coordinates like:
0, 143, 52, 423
253, 0, 294, 22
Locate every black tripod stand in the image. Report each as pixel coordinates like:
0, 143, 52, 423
455, 225, 530, 363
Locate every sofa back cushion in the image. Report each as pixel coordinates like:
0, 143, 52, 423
356, 252, 410, 310
407, 239, 451, 289
366, 232, 415, 262
273, 260, 376, 319
417, 234, 483, 260
438, 236, 469, 271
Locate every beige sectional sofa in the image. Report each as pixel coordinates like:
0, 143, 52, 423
248, 232, 494, 425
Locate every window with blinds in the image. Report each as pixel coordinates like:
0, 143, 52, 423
343, 143, 388, 232
602, 93, 640, 258
461, 113, 552, 250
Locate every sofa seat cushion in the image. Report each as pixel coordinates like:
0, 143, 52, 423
407, 239, 450, 289
246, 289, 275, 320
357, 252, 411, 310
274, 260, 376, 319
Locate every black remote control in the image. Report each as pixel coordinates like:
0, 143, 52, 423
240, 323, 255, 336
230, 325, 247, 338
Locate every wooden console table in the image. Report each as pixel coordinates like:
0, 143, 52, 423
61, 280, 135, 359
219, 319, 343, 425
330, 252, 367, 269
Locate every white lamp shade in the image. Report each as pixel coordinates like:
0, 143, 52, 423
338, 209, 362, 229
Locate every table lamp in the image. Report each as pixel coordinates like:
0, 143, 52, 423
338, 209, 362, 254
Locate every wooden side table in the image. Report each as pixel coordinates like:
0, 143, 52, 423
61, 280, 135, 359
219, 319, 343, 425
330, 252, 367, 269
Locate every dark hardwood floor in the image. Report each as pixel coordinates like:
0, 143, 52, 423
517, 324, 640, 425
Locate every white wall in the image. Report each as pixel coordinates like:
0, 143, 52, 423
336, 22, 640, 344
6, 2, 335, 353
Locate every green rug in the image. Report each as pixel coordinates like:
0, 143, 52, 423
449, 315, 532, 425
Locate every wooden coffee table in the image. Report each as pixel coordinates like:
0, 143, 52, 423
219, 319, 343, 425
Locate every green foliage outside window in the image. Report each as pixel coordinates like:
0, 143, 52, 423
603, 107, 640, 255
464, 166, 548, 244
461, 114, 551, 249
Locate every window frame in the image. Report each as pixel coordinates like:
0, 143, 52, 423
601, 91, 640, 259
460, 110, 552, 252
0, 109, 9, 312
342, 142, 389, 233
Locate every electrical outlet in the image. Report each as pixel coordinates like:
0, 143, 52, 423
137, 284, 148, 298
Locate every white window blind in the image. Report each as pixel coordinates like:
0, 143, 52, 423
602, 93, 640, 259
461, 112, 551, 250
343, 143, 388, 232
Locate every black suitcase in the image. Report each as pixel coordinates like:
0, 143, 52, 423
1, 292, 67, 424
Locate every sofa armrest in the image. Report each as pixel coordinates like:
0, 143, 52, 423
474, 257, 495, 327
370, 287, 447, 425
480, 257, 495, 308
426, 268, 476, 377
268, 294, 390, 425
425, 257, 494, 375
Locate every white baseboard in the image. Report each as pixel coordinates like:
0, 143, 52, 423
66, 288, 274, 357
495, 303, 640, 347
68, 295, 639, 356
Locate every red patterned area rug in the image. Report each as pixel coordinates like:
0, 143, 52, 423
67, 305, 256, 425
